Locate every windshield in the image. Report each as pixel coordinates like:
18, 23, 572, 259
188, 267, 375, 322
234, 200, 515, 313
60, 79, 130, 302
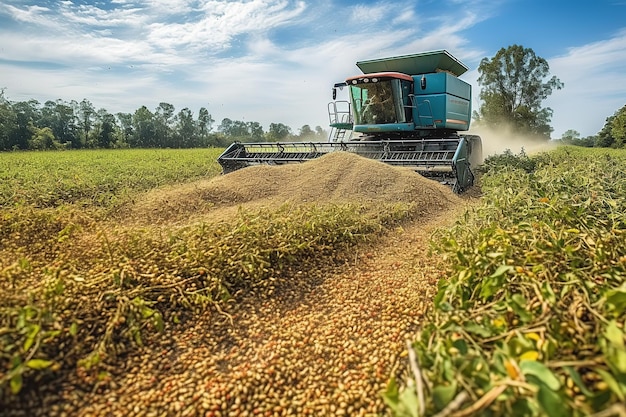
349, 79, 410, 125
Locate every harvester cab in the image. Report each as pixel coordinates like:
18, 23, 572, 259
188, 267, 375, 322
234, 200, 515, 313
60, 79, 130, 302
217, 50, 483, 193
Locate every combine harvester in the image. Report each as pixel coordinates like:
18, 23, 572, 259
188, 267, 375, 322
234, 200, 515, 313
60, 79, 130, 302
217, 50, 482, 193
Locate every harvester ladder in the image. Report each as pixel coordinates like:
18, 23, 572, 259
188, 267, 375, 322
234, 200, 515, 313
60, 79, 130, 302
332, 126, 348, 141
328, 101, 353, 142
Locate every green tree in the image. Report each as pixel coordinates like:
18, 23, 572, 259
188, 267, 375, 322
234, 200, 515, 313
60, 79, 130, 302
217, 118, 263, 142
610, 104, 626, 147
0, 89, 17, 150
27, 123, 60, 150
298, 124, 314, 140
247, 121, 264, 141
77, 99, 95, 147
594, 105, 626, 148
95, 109, 117, 148
40, 100, 79, 148
475, 45, 563, 139
595, 115, 615, 148
218, 118, 234, 136
198, 107, 214, 136
11, 100, 40, 150
174, 107, 196, 148
559, 129, 595, 147
560, 129, 580, 142
155, 102, 175, 147
132, 106, 156, 147
315, 126, 327, 140
267, 122, 292, 142
115, 112, 133, 147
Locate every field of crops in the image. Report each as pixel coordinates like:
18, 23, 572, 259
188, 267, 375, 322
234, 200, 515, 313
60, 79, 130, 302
386, 147, 626, 416
1, 146, 625, 416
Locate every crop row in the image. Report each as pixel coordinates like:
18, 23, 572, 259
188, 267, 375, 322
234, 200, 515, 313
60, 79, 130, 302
387, 147, 626, 416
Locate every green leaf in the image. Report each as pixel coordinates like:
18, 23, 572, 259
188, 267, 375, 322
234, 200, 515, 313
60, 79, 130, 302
397, 386, 420, 417
153, 312, 164, 332
541, 280, 556, 304
452, 338, 468, 355
25, 359, 53, 370
509, 298, 532, 323
433, 288, 446, 308
23, 324, 41, 352
382, 376, 399, 403
433, 382, 457, 411
141, 306, 155, 319
536, 380, 569, 417
605, 320, 625, 349
520, 360, 561, 391
490, 265, 513, 278
564, 366, 593, 397
511, 293, 526, 307
464, 321, 492, 338
10, 373, 23, 394
605, 286, 626, 313
133, 330, 143, 346
43, 329, 61, 342
596, 368, 625, 402
97, 371, 110, 381
69, 322, 78, 337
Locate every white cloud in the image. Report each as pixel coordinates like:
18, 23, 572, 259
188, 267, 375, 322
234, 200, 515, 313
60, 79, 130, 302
392, 9, 416, 25
2, 3, 52, 26
546, 29, 626, 137
349, 3, 388, 24
145, 0, 307, 54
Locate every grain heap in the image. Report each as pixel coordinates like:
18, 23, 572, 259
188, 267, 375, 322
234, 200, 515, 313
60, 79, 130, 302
126, 151, 461, 224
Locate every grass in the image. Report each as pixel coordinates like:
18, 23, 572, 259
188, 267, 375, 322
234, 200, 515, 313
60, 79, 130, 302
0, 148, 224, 210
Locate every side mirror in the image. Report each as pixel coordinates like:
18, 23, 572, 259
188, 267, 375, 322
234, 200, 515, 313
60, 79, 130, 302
332, 88, 337, 100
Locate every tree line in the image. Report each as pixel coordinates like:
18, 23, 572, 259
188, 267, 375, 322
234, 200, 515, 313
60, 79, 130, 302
0, 91, 327, 151
556, 104, 626, 148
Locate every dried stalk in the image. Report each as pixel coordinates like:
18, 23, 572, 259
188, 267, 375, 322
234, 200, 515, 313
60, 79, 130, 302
589, 404, 626, 417
450, 384, 508, 417
406, 340, 425, 417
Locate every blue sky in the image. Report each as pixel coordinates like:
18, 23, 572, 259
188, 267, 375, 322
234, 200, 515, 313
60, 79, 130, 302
1, 0, 625, 139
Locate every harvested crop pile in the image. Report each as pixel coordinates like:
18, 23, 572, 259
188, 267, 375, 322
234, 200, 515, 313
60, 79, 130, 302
124, 151, 461, 224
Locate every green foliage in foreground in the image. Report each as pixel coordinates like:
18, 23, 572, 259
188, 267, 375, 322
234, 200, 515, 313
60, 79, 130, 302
0, 148, 223, 209
387, 147, 626, 416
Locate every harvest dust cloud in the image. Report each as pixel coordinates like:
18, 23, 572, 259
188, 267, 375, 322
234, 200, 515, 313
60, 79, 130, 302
468, 125, 559, 159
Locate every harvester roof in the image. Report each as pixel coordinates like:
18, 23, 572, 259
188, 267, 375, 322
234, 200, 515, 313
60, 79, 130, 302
356, 50, 468, 77
345, 71, 413, 83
